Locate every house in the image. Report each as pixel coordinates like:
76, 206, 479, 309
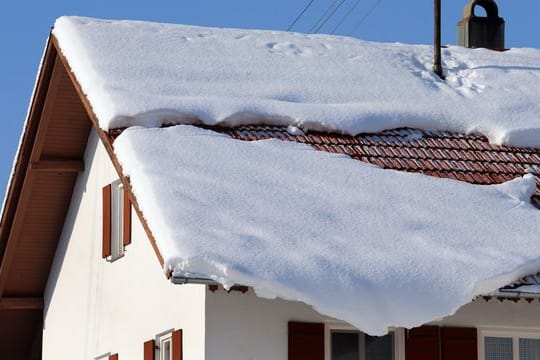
0, 16, 540, 359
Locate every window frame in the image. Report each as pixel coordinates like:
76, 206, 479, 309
479, 327, 540, 360
109, 179, 125, 262
324, 321, 405, 360
155, 328, 175, 360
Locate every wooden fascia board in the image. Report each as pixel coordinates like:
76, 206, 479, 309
0, 36, 56, 264
50, 35, 167, 271
0, 297, 43, 311
0, 36, 60, 298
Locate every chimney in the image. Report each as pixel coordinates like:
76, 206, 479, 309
457, 0, 505, 50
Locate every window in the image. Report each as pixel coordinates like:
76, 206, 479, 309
102, 180, 131, 261
331, 331, 394, 360
144, 329, 182, 360
157, 331, 173, 360
481, 329, 540, 360
326, 322, 398, 360
95, 353, 118, 360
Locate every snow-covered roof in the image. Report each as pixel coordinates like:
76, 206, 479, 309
51, 16, 540, 335
52, 16, 540, 148
115, 125, 540, 335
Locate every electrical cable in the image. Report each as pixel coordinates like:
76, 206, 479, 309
312, 0, 348, 33
309, 0, 343, 33
287, 0, 317, 31
330, 0, 363, 34
348, 0, 384, 35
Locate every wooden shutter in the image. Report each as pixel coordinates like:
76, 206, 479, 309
102, 184, 112, 258
172, 329, 183, 360
405, 325, 440, 360
288, 321, 324, 360
123, 187, 132, 246
144, 339, 155, 360
109, 354, 118, 360
441, 327, 477, 360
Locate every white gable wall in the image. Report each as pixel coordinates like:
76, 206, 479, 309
42, 129, 206, 359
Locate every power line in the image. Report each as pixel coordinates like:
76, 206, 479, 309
312, 0, 348, 33
287, 0, 317, 31
309, 0, 343, 33
348, 0, 384, 35
330, 0, 363, 34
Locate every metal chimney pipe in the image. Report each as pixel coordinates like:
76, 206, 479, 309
434, 0, 445, 79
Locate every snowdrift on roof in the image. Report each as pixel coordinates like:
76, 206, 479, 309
114, 125, 540, 335
53, 16, 540, 148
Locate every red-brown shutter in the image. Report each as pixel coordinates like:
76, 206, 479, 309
172, 329, 183, 360
405, 325, 440, 360
288, 321, 324, 360
123, 187, 132, 246
109, 354, 118, 360
441, 327, 477, 360
144, 339, 155, 360
102, 184, 112, 258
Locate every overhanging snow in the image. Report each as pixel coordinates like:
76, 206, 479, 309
114, 125, 540, 335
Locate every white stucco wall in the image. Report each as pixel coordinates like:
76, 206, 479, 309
42, 130, 206, 359
205, 287, 326, 360
206, 287, 540, 360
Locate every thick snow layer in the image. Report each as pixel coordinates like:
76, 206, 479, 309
53, 16, 540, 148
114, 125, 540, 335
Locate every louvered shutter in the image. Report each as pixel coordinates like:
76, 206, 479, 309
109, 354, 118, 360
144, 339, 155, 360
102, 184, 112, 258
441, 327, 477, 360
405, 325, 440, 360
288, 321, 324, 360
172, 329, 183, 360
123, 187, 131, 246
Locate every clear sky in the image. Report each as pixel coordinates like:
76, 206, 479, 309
1, 0, 539, 204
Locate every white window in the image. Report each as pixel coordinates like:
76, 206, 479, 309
480, 328, 540, 360
156, 330, 173, 360
325, 322, 403, 360
94, 353, 112, 360
110, 179, 125, 261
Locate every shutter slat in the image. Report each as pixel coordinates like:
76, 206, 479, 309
144, 339, 155, 360
102, 184, 112, 258
405, 325, 440, 360
172, 329, 183, 360
123, 187, 132, 246
441, 327, 477, 360
288, 321, 324, 360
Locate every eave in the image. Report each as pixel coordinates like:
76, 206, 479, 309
0, 34, 164, 358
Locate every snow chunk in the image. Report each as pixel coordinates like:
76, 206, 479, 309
114, 125, 540, 335
53, 16, 540, 148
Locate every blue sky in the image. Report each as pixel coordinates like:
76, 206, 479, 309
1, 0, 539, 203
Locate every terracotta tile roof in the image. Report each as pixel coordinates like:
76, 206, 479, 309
211, 125, 540, 208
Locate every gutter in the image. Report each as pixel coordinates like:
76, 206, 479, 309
484, 289, 540, 299
170, 275, 219, 285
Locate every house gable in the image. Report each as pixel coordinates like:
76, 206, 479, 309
0, 37, 92, 358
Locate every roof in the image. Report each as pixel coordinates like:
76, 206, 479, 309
213, 125, 540, 207
52, 16, 540, 148
114, 124, 540, 335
